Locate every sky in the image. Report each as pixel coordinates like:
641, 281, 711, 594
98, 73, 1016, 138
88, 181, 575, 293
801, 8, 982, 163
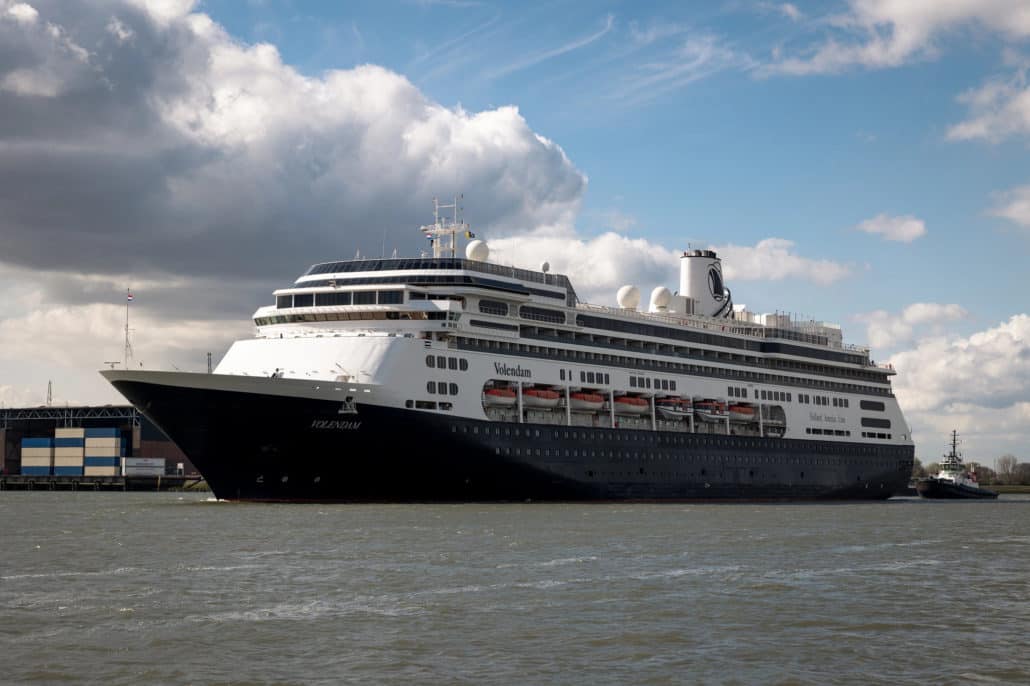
0, 0, 1028, 466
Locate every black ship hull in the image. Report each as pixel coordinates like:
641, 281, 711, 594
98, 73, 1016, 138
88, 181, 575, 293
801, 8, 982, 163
915, 478, 998, 500
109, 376, 913, 502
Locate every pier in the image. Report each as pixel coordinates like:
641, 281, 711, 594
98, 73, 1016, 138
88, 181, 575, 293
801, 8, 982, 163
0, 474, 206, 492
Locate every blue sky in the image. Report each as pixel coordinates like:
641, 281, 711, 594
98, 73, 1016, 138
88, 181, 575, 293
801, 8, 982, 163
200, 0, 1029, 330
0, 0, 1028, 465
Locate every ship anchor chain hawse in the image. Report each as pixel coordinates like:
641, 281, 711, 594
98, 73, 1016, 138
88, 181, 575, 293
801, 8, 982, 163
103, 199, 914, 502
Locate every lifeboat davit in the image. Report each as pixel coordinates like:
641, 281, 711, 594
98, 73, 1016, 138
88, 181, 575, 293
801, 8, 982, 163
570, 392, 604, 412
483, 388, 517, 407
728, 404, 757, 422
694, 400, 727, 422
656, 398, 692, 419
523, 388, 560, 409
613, 396, 650, 415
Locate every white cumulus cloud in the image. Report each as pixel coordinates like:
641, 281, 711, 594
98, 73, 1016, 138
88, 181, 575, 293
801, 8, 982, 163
765, 0, 1030, 75
856, 302, 968, 349
889, 314, 1030, 463
990, 184, 1030, 227
715, 238, 852, 284
854, 213, 927, 242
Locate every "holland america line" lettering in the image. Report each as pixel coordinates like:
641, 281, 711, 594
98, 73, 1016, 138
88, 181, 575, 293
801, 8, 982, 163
494, 362, 532, 378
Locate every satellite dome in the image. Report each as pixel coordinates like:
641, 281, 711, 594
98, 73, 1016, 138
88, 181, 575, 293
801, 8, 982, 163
465, 239, 489, 262
650, 286, 672, 309
541, 261, 550, 273
616, 285, 640, 310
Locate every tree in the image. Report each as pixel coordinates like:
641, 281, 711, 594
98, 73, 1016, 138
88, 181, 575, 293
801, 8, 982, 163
925, 462, 940, 476
911, 457, 926, 479
1014, 463, 1030, 486
972, 464, 997, 485
997, 454, 1018, 484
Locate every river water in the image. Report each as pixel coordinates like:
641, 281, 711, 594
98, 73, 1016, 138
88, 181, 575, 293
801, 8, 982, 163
2, 493, 1028, 685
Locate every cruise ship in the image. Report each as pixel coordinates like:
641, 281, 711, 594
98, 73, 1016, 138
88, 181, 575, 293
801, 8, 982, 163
103, 205, 914, 501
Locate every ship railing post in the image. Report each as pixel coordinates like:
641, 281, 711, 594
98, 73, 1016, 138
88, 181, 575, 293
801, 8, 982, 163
517, 383, 524, 424
758, 402, 764, 437
725, 397, 730, 435
689, 399, 695, 433
565, 385, 571, 426
609, 389, 615, 428
650, 394, 656, 432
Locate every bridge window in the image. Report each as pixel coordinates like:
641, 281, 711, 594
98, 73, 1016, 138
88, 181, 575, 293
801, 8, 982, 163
353, 291, 376, 305
520, 306, 565, 324
377, 290, 403, 304
276, 295, 293, 309
293, 293, 313, 307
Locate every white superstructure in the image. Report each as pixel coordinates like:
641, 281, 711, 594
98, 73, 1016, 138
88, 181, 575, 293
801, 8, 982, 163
209, 210, 910, 450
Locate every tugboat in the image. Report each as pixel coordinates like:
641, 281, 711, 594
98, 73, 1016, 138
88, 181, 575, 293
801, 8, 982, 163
916, 431, 998, 500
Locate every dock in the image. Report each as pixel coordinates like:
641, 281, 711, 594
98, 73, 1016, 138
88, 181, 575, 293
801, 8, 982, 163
0, 474, 207, 492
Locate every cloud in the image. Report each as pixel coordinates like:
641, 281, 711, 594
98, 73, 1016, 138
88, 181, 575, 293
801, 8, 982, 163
610, 33, 754, 105
990, 184, 1030, 227
6, 2, 39, 24
889, 314, 1030, 462
854, 213, 927, 242
890, 314, 1030, 414
764, 0, 1030, 75
856, 302, 968, 349
715, 238, 851, 284
0, 0, 586, 288
948, 62, 1030, 143
778, 3, 803, 22
488, 231, 851, 306
486, 13, 614, 79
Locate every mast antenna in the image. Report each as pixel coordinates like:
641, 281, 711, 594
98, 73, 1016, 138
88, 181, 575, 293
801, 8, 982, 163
419, 195, 468, 259
124, 287, 135, 368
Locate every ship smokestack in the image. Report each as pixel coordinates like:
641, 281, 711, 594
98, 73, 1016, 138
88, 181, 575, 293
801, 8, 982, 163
679, 249, 732, 318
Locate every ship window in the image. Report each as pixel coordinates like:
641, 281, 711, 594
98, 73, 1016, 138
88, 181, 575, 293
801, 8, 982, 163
629, 377, 636, 388
415, 400, 436, 409
459, 359, 468, 371
377, 290, 403, 304
580, 371, 586, 382
426, 355, 435, 368
670, 380, 676, 391
587, 372, 595, 383
316, 292, 352, 306
439, 402, 452, 411
605, 374, 610, 385
276, 295, 293, 309
437, 356, 446, 368
448, 357, 458, 370
860, 400, 885, 411
427, 381, 437, 393
293, 293, 314, 307
479, 299, 509, 316
353, 291, 375, 305
449, 383, 458, 395
405, 399, 413, 408
786, 393, 791, 402
560, 369, 565, 381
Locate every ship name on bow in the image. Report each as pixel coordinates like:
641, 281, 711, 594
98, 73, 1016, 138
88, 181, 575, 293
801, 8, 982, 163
311, 420, 362, 430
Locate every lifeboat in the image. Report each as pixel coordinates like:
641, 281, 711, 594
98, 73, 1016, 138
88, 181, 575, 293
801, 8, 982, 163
570, 392, 604, 412
613, 396, 650, 415
523, 388, 560, 409
483, 388, 517, 407
694, 400, 727, 422
656, 398, 692, 420
728, 404, 757, 422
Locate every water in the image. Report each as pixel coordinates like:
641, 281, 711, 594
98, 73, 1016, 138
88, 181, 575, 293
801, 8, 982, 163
2, 494, 1028, 685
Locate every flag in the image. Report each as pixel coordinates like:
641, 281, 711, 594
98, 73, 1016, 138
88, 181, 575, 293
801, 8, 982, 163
127, 293, 134, 301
